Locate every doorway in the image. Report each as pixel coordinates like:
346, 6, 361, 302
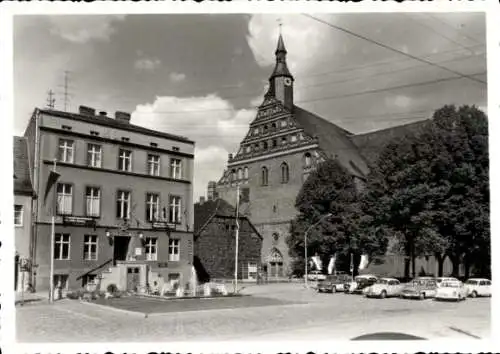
126, 267, 140, 292
114, 236, 130, 264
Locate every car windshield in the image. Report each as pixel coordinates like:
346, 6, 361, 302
325, 275, 337, 281
466, 280, 478, 285
442, 282, 460, 288
376, 279, 389, 284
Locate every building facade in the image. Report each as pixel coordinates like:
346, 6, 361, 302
216, 34, 440, 278
23, 106, 195, 293
14, 136, 34, 291
194, 198, 262, 282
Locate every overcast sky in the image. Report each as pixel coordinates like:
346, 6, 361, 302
13, 13, 487, 201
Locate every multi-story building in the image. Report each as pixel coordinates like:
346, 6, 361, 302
216, 34, 436, 278
14, 136, 34, 291
194, 197, 262, 282
23, 105, 195, 293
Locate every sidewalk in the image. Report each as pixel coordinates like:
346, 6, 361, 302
15, 291, 49, 306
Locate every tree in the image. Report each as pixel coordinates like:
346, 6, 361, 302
287, 159, 387, 275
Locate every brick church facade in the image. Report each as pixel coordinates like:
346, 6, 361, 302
215, 34, 448, 279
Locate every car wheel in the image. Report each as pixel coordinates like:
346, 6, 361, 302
419, 292, 425, 300
471, 291, 477, 298
380, 290, 387, 299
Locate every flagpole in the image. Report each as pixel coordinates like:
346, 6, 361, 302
49, 160, 57, 303
234, 184, 240, 293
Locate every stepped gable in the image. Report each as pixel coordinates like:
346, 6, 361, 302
293, 106, 370, 178
350, 119, 430, 164
13, 136, 34, 195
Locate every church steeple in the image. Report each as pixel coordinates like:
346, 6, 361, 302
268, 32, 294, 110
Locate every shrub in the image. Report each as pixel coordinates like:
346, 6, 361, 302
106, 284, 118, 294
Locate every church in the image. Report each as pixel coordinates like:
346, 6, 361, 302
215, 34, 440, 279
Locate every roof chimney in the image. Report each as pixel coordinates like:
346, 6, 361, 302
99, 111, 107, 117
115, 111, 131, 124
79, 105, 96, 116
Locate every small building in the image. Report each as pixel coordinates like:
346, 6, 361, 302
14, 136, 35, 291
194, 198, 262, 282
23, 105, 195, 293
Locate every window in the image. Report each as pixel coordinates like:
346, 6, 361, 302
83, 235, 98, 260
62, 125, 72, 131
168, 239, 180, 261
237, 168, 243, 180
263, 125, 269, 134
245, 146, 251, 153
281, 136, 287, 145
271, 122, 277, 130
145, 237, 158, 261
263, 141, 268, 150
231, 169, 236, 182
54, 233, 70, 260
150, 142, 158, 147
90, 131, 100, 136
87, 144, 102, 168
85, 187, 101, 217
261, 166, 269, 186
121, 137, 130, 142
281, 120, 287, 127
14, 205, 23, 226
281, 162, 289, 183
146, 193, 160, 221
116, 190, 131, 219
58, 139, 74, 163
118, 149, 132, 172
53, 274, 69, 290
272, 139, 277, 148
56, 183, 73, 215
304, 152, 312, 168
169, 196, 182, 223
253, 128, 259, 135
172, 146, 180, 152
291, 135, 297, 142
148, 154, 161, 176
170, 158, 182, 179
243, 167, 249, 179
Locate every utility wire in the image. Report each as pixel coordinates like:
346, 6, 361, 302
424, 13, 485, 46
302, 14, 486, 86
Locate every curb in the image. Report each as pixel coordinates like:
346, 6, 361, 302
79, 300, 146, 317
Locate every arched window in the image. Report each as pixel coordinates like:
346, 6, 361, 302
231, 169, 236, 182
237, 168, 243, 180
261, 166, 269, 186
281, 162, 289, 183
263, 141, 268, 150
263, 125, 269, 134
281, 136, 287, 145
272, 139, 277, 148
243, 166, 249, 179
304, 153, 312, 168
271, 122, 277, 130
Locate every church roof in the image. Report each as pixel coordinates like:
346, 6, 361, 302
276, 33, 287, 54
293, 105, 370, 178
13, 136, 34, 196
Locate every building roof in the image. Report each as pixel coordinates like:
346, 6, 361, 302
293, 105, 370, 178
38, 108, 195, 145
194, 198, 263, 239
13, 136, 34, 196
350, 119, 430, 164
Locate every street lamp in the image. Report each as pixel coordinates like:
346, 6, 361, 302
304, 213, 332, 288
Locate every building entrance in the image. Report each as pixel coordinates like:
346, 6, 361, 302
267, 248, 284, 278
114, 236, 131, 264
126, 267, 140, 291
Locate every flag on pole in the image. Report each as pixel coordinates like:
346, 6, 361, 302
43, 170, 60, 208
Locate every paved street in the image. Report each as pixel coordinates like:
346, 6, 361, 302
16, 283, 490, 342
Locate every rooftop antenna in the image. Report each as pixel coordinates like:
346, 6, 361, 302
58, 70, 74, 112
46, 89, 56, 110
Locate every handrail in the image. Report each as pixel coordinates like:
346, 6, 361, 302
76, 258, 113, 280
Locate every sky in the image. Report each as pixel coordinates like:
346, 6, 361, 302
13, 13, 487, 202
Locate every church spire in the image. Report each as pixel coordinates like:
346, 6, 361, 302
270, 33, 293, 80
268, 31, 294, 110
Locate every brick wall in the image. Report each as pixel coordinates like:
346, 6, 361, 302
194, 216, 262, 280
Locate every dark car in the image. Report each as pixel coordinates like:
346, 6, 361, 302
317, 274, 351, 293
344, 275, 378, 294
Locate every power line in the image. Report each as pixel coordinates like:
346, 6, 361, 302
424, 13, 485, 46
302, 14, 486, 86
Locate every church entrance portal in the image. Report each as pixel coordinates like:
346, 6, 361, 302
267, 248, 284, 278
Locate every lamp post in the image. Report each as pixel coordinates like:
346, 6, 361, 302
304, 213, 332, 288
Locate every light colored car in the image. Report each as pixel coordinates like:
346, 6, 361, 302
307, 270, 326, 281
365, 278, 404, 298
465, 278, 492, 298
344, 274, 378, 294
435, 280, 468, 301
400, 278, 438, 299
435, 277, 459, 288
317, 274, 351, 293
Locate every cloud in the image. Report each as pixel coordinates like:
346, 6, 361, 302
131, 95, 256, 200
169, 72, 186, 82
49, 15, 125, 43
135, 57, 161, 71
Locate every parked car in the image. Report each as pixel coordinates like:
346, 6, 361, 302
365, 278, 404, 299
317, 274, 351, 293
307, 270, 326, 281
435, 277, 459, 288
400, 278, 437, 299
465, 278, 492, 298
435, 280, 468, 301
344, 275, 378, 294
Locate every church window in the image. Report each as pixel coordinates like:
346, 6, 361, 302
281, 136, 287, 145
231, 169, 236, 182
272, 139, 277, 148
304, 153, 312, 168
263, 141, 268, 150
253, 128, 259, 135
263, 125, 269, 134
280, 120, 287, 128
281, 162, 289, 184
245, 146, 251, 153
254, 143, 259, 151
237, 168, 243, 180
271, 122, 277, 130
244, 167, 249, 179
261, 167, 269, 186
